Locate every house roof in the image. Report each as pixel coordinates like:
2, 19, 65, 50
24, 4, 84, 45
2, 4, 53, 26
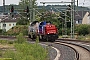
0, 15, 8, 19
1, 18, 17, 22
74, 11, 90, 20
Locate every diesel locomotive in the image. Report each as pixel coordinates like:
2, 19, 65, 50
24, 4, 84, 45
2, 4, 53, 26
28, 21, 58, 42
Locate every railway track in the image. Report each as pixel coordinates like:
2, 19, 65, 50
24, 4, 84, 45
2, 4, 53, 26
0, 36, 90, 60
54, 40, 90, 60
55, 42, 90, 60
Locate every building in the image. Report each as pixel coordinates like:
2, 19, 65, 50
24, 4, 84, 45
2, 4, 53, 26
74, 11, 90, 24
0, 18, 17, 32
82, 12, 90, 24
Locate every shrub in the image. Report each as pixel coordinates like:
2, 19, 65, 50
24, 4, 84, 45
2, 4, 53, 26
75, 24, 90, 35
6, 25, 28, 36
16, 18, 29, 25
0, 29, 3, 35
15, 33, 26, 44
0, 29, 2, 33
8, 41, 14, 44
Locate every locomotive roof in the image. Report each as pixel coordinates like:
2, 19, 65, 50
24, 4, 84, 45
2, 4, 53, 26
31, 21, 39, 26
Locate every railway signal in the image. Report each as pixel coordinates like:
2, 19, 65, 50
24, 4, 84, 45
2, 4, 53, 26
10, 6, 14, 18
67, 5, 71, 10
26, 6, 29, 13
26, 6, 29, 18
11, 6, 14, 13
3, 0, 5, 14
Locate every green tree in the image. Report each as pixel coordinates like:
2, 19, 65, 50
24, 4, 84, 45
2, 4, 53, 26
16, 17, 29, 25
58, 11, 71, 35
19, 0, 37, 8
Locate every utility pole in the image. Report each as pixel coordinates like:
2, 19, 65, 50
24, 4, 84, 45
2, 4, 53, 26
3, 0, 5, 14
3, 0, 6, 32
77, 0, 78, 14
65, 11, 67, 35
29, 0, 32, 22
42, 3, 45, 21
33, 8, 35, 21
77, 0, 78, 7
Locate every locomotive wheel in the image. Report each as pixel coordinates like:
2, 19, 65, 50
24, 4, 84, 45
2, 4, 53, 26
51, 39, 55, 42
47, 36, 55, 42
32, 35, 37, 39
39, 35, 45, 41
48, 39, 55, 42
46, 38, 48, 42
33, 35, 37, 39
28, 34, 31, 38
39, 35, 42, 41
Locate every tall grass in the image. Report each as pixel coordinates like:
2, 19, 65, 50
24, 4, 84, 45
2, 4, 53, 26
2, 43, 47, 60
77, 34, 90, 41
15, 33, 26, 44
1, 33, 48, 60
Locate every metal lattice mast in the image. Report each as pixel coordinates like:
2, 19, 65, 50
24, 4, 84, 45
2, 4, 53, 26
71, 1, 73, 38
73, 0, 75, 39
29, 0, 35, 22
71, 0, 75, 39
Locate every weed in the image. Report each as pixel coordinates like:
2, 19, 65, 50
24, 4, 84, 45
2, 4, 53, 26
15, 33, 26, 44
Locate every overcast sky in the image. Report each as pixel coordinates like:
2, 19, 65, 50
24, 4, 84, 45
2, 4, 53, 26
0, 0, 90, 6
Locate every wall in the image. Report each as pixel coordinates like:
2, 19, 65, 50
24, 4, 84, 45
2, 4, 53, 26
1, 22, 16, 31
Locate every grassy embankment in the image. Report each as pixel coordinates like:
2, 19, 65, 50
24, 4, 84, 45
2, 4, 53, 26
77, 35, 90, 41
0, 33, 48, 60
59, 34, 90, 41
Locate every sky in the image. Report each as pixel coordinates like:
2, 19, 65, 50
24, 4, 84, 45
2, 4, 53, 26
0, 0, 90, 6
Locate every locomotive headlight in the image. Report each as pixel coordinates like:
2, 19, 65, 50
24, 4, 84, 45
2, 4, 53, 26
48, 33, 49, 34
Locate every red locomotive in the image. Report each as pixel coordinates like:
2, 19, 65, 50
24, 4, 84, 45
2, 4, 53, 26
28, 21, 58, 42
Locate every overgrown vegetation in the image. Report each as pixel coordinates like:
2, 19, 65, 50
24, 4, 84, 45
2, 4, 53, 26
15, 33, 26, 44
6, 25, 28, 36
0, 33, 48, 60
75, 24, 90, 36
0, 29, 2, 34
16, 18, 29, 25
0, 29, 3, 35
2, 43, 47, 60
77, 34, 90, 41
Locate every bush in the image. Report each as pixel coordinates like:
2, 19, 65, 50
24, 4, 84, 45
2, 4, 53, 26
75, 24, 90, 35
0, 29, 2, 33
6, 25, 28, 36
16, 18, 29, 25
0, 29, 3, 35
15, 33, 26, 44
